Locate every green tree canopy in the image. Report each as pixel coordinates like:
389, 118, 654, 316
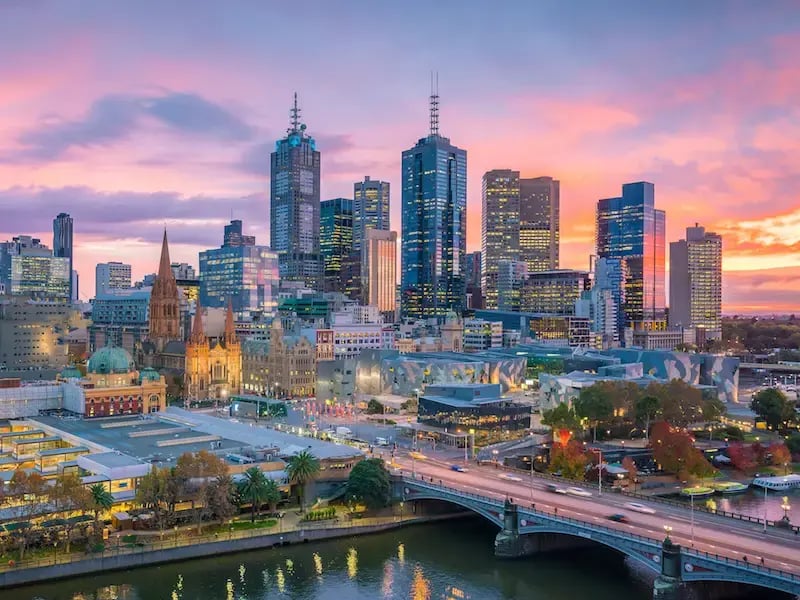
541, 403, 580, 432
634, 395, 661, 438
286, 450, 321, 511
346, 458, 391, 509
574, 385, 614, 441
750, 388, 796, 429
238, 466, 269, 522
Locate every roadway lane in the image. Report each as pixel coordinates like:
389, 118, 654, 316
393, 452, 800, 574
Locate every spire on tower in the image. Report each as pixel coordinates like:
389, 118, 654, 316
157, 229, 175, 283
429, 71, 439, 136
289, 92, 301, 133
224, 299, 237, 345
190, 301, 205, 344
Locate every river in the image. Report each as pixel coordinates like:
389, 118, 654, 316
3, 520, 782, 600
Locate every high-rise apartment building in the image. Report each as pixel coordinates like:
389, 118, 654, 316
353, 176, 390, 252
95, 262, 132, 294
0, 236, 70, 301
199, 220, 280, 317
481, 170, 520, 309
320, 198, 354, 294
519, 177, 559, 272
401, 90, 467, 318
596, 182, 666, 331
361, 229, 397, 321
270, 94, 321, 289
53, 213, 75, 301
669, 224, 722, 339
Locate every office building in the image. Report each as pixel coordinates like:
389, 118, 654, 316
0, 236, 70, 301
418, 383, 530, 434
520, 269, 591, 315
464, 250, 483, 309
270, 94, 321, 289
401, 89, 467, 318
223, 219, 255, 247
669, 224, 723, 340
353, 176, 390, 252
199, 220, 280, 317
496, 260, 528, 312
361, 229, 397, 321
53, 213, 75, 301
481, 170, 520, 309
596, 182, 666, 331
320, 198, 354, 294
95, 262, 132, 294
463, 318, 503, 352
89, 288, 151, 353
519, 177, 559, 272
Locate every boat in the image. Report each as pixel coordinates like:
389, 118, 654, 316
710, 481, 749, 495
751, 474, 800, 491
680, 486, 714, 498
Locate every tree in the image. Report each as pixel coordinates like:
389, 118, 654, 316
727, 442, 758, 472
622, 456, 638, 482
136, 466, 171, 534
769, 442, 792, 472
346, 458, 391, 509
238, 467, 269, 522
574, 385, 613, 442
634, 395, 661, 439
8, 469, 48, 560
541, 403, 580, 432
205, 474, 237, 523
366, 398, 384, 415
548, 441, 589, 480
51, 473, 92, 552
286, 450, 321, 511
646, 380, 705, 427
174, 451, 228, 532
650, 421, 716, 480
89, 483, 114, 539
750, 388, 796, 429
787, 432, 800, 457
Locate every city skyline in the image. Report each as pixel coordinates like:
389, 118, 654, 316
0, 2, 799, 312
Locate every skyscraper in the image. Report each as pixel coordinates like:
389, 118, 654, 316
596, 182, 666, 331
669, 224, 722, 339
353, 176, 390, 252
320, 198, 354, 294
464, 250, 483, 309
270, 94, 321, 289
0, 236, 70, 301
223, 219, 256, 247
53, 213, 74, 301
96, 261, 132, 294
401, 86, 467, 319
481, 170, 520, 309
519, 177, 559, 272
362, 229, 397, 321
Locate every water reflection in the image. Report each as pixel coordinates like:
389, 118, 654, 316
410, 565, 431, 600
313, 552, 323, 578
347, 547, 358, 579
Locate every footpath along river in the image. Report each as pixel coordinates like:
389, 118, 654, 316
3, 519, 781, 600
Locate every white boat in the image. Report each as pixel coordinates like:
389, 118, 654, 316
751, 474, 800, 491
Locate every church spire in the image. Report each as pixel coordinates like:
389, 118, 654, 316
148, 228, 181, 351
224, 300, 237, 345
190, 301, 204, 344
157, 229, 175, 284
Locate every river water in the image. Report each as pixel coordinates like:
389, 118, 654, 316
4, 520, 782, 600
674, 488, 800, 522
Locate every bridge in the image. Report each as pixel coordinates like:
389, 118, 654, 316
397, 476, 800, 599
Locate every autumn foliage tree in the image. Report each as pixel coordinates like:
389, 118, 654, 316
549, 441, 589, 480
768, 443, 792, 471
727, 442, 758, 472
650, 421, 715, 480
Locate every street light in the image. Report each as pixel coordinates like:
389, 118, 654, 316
781, 497, 792, 524
529, 432, 535, 501
663, 524, 673, 542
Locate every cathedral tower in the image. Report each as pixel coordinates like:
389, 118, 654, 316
148, 230, 181, 351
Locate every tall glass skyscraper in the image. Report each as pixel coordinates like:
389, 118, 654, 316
353, 176, 390, 252
519, 177, 559, 272
481, 169, 520, 309
596, 182, 666, 329
270, 94, 321, 289
400, 92, 467, 319
53, 213, 74, 301
320, 198, 354, 294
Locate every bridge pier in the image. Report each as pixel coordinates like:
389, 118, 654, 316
494, 500, 533, 558
653, 538, 691, 600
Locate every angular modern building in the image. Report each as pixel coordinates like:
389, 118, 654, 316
320, 198, 354, 295
95, 261, 132, 295
53, 213, 74, 301
353, 176, 390, 253
481, 169, 520, 309
669, 224, 722, 340
199, 220, 280, 317
596, 182, 666, 331
361, 229, 397, 321
519, 177, 559, 272
270, 94, 321, 289
401, 91, 467, 319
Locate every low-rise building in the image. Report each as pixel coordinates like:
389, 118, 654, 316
463, 318, 503, 352
418, 383, 531, 434
241, 320, 316, 398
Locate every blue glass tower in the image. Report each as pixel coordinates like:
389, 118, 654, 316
596, 182, 666, 329
270, 94, 321, 289
400, 90, 467, 319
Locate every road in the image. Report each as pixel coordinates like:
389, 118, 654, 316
392, 450, 800, 576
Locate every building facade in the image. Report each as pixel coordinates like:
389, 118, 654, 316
669, 224, 722, 340
320, 198, 354, 295
401, 94, 467, 318
463, 319, 503, 352
361, 229, 397, 321
95, 262, 132, 295
147, 230, 182, 351
53, 213, 74, 301
184, 303, 242, 401
464, 250, 483, 309
89, 288, 150, 353
0, 236, 70, 301
199, 221, 280, 317
520, 269, 591, 315
496, 260, 528, 312
519, 177, 559, 272
481, 170, 520, 309
353, 176, 390, 253
270, 95, 322, 289
596, 182, 666, 331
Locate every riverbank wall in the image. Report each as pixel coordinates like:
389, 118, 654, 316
0, 513, 468, 590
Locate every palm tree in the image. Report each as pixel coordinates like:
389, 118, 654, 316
263, 479, 282, 514
238, 467, 269, 522
286, 450, 320, 511
89, 483, 114, 538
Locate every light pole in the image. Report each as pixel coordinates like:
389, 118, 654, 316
592, 448, 603, 495
529, 432, 535, 501
690, 492, 695, 547
764, 486, 768, 533
663, 524, 672, 543
463, 434, 468, 464
781, 497, 791, 525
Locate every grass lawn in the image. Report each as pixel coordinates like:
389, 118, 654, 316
226, 519, 278, 531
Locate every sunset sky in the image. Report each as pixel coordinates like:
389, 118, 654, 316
1, 1, 799, 313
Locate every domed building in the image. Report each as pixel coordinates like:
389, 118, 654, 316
61, 345, 166, 418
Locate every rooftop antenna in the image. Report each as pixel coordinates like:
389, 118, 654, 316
290, 92, 301, 133
429, 71, 439, 136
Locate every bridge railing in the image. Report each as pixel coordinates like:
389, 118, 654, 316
683, 547, 800, 582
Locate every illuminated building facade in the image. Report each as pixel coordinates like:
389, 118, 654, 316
519, 177, 559, 273
199, 221, 279, 317
418, 383, 531, 433
95, 262, 132, 294
270, 94, 322, 289
0, 236, 70, 301
519, 269, 590, 315
669, 224, 722, 339
320, 198, 354, 294
361, 229, 397, 321
184, 302, 242, 401
596, 181, 666, 331
353, 176, 390, 253
481, 170, 520, 309
52, 213, 75, 301
401, 90, 467, 318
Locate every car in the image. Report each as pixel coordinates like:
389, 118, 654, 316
566, 487, 593, 498
625, 502, 656, 515
375, 437, 390, 447
409, 451, 427, 460
499, 473, 523, 482
450, 465, 468, 473
607, 513, 629, 523
546, 484, 567, 494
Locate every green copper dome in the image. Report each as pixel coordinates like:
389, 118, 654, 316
139, 367, 161, 382
87, 346, 135, 375
60, 366, 82, 379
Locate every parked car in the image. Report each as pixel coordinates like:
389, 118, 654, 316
625, 502, 656, 515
